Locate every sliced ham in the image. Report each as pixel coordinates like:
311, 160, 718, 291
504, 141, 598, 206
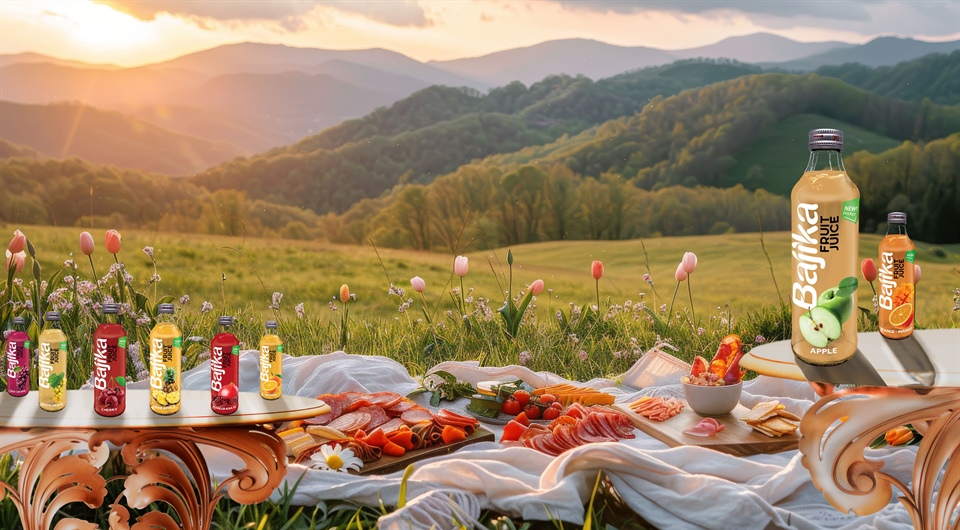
683, 417, 724, 437
401, 408, 434, 425
326, 411, 372, 436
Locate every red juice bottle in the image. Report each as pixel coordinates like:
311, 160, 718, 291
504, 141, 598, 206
210, 316, 240, 415
94, 303, 127, 417
5, 317, 31, 397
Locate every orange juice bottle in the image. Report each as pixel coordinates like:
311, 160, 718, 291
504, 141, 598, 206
259, 321, 282, 400
149, 303, 182, 415
878, 212, 915, 338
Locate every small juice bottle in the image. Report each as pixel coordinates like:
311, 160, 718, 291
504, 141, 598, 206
38, 311, 68, 412
5, 317, 31, 397
93, 303, 127, 417
790, 129, 860, 366
149, 303, 182, 415
259, 320, 283, 400
878, 212, 915, 338
210, 316, 240, 414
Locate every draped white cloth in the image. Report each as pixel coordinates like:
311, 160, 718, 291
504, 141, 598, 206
180, 351, 918, 529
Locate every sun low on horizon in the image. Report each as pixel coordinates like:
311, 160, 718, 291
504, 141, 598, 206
2, 0, 958, 67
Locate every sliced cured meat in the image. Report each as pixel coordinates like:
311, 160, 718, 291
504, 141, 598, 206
305, 395, 345, 425
401, 408, 434, 425
386, 399, 419, 416
683, 417, 723, 437
576, 421, 615, 444
326, 411, 372, 435
377, 418, 407, 435
352, 406, 390, 431
435, 409, 479, 435
363, 392, 404, 409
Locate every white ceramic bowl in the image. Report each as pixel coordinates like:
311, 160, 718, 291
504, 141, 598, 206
682, 380, 742, 416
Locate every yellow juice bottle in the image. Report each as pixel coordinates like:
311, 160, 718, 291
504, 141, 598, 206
149, 303, 182, 415
259, 320, 282, 400
38, 311, 68, 412
791, 129, 860, 366
878, 212, 915, 338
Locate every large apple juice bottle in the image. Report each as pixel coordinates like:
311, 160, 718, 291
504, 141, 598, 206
149, 303, 182, 415
38, 311, 68, 412
878, 212, 915, 339
259, 320, 282, 400
210, 316, 240, 415
5, 317, 31, 397
94, 303, 127, 417
791, 129, 860, 366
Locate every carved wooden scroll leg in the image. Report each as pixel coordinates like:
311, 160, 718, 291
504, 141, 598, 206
798, 387, 960, 530
0, 429, 110, 530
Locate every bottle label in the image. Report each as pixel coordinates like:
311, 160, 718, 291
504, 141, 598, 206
5, 337, 30, 396
149, 335, 182, 414
94, 332, 127, 416
878, 248, 915, 337
259, 341, 283, 399
211, 336, 240, 413
905, 250, 915, 263
841, 198, 859, 223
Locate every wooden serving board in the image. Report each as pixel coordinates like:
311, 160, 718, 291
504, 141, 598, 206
610, 403, 799, 457
358, 426, 495, 475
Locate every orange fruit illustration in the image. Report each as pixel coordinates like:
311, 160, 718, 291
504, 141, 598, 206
889, 303, 914, 328
262, 379, 279, 394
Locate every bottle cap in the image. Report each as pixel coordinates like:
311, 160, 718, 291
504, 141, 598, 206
266, 320, 278, 329
45, 311, 60, 321
157, 303, 175, 314
102, 303, 119, 314
887, 212, 907, 224
218, 316, 234, 326
808, 128, 843, 151
12, 317, 25, 325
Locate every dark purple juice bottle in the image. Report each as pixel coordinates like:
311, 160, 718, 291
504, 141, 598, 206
210, 316, 240, 415
5, 317, 30, 397
93, 304, 127, 417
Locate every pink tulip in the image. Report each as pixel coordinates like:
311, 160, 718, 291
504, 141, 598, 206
5, 249, 25, 276
675, 263, 688, 282
410, 276, 425, 293
913, 264, 921, 285
861, 258, 878, 282
681, 252, 698, 274
591, 260, 604, 281
454, 256, 468, 277
105, 229, 122, 254
529, 279, 544, 295
339, 284, 350, 303
7, 230, 25, 254
79, 231, 95, 256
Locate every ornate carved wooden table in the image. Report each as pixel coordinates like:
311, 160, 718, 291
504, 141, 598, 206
742, 329, 960, 530
0, 390, 329, 530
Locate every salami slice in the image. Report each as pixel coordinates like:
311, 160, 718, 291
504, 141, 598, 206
326, 411, 372, 435
377, 418, 406, 435
364, 392, 404, 409
386, 399, 418, 416
305, 395, 345, 425
401, 408, 434, 425
352, 406, 390, 431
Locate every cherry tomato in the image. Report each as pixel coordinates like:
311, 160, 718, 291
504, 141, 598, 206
501, 398, 521, 416
512, 390, 531, 407
550, 401, 563, 410
524, 403, 541, 420
541, 407, 561, 420
539, 393, 557, 405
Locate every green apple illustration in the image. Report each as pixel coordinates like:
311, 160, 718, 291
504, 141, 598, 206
817, 287, 853, 324
799, 306, 843, 347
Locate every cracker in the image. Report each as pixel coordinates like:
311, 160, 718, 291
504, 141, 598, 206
741, 401, 781, 423
775, 409, 802, 422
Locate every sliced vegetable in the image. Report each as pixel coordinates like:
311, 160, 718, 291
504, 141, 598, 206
441, 425, 467, 445
501, 420, 528, 442
381, 440, 406, 457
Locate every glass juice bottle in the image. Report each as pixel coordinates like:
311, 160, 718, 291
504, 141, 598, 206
94, 303, 127, 417
259, 320, 282, 400
5, 317, 30, 397
149, 303, 182, 415
210, 316, 240, 414
38, 311, 67, 411
791, 128, 860, 366
878, 212, 915, 338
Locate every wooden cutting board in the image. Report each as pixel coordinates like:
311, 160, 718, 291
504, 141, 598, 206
358, 426, 495, 475
610, 403, 799, 457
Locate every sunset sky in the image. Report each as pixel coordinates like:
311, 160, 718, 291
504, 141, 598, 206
1, 0, 958, 66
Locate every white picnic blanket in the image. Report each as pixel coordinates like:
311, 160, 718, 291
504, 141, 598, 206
183, 351, 918, 530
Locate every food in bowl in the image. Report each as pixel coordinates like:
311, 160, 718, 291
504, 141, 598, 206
682, 380, 743, 416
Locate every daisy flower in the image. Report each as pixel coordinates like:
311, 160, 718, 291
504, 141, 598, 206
310, 443, 363, 473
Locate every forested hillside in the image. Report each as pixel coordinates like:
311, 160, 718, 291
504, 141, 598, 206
815, 51, 959, 105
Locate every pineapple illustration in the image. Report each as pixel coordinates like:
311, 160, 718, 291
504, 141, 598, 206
162, 367, 178, 393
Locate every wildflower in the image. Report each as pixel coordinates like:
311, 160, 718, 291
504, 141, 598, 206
201, 301, 213, 314
410, 276, 425, 293
270, 291, 283, 310
328, 301, 338, 312
659, 304, 667, 313
518, 351, 532, 366
339, 284, 350, 303
63, 259, 74, 268
755, 335, 767, 344
578, 350, 588, 362
643, 273, 653, 284
7, 230, 25, 254
187, 336, 204, 342
681, 252, 698, 274
388, 283, 406, 298
454, 256, 469, 277
105, 230, 122, 254
149, 273, 161, 284
198, 350, 210, 363
179, 295, 190, 306
310, 443, 363, 473
697, 327, 705, 336
136, 312, 151, 326
529, 279, 544, 295
5, 249, 26, 276
295, 303, 306, 319
142, 246, 154, 260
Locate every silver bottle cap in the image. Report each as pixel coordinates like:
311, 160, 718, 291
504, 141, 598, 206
887, 212, 907, 224
809, 128, 843, 151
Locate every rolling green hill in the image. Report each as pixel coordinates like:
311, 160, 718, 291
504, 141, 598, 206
0, 101, 240, 175
815, 51, 960, 105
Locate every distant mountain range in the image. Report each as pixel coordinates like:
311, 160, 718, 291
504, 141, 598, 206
0, 33, 957, 174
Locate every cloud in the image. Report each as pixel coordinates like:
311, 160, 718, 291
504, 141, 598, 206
94, 0, 431, 30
